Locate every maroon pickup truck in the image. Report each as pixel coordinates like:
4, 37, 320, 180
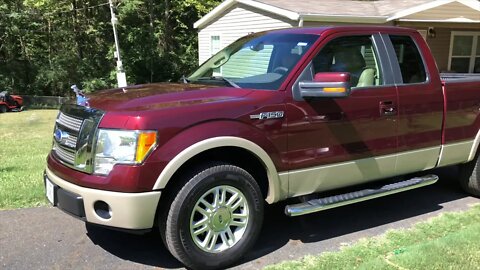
45, 26, 480, 269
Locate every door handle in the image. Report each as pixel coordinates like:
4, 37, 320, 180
379, 101, 397, 116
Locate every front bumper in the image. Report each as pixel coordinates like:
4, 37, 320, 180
44, 167, 161, 230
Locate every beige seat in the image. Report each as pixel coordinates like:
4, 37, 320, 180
332, 48, 371, 87
356, 68, 376, 87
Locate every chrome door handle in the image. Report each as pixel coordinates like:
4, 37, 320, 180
379, 101, 397, 116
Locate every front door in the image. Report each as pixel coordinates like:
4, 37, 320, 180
285, 33, 399, 197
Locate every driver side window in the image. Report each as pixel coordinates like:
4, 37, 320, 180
312, 35, 383, 87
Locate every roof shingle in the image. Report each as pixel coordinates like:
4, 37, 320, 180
254, 0, 435, 17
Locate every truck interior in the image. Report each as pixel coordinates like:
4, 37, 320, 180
312, 35, 382, 87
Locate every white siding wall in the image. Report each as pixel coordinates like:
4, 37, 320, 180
197, 4, 295, 64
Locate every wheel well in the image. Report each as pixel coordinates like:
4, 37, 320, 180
165, 146, 269, 199
154, 146, 270, 229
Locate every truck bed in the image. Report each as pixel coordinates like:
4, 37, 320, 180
442, 73, 480, 151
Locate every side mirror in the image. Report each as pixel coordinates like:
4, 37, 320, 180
299, 72, 351, 99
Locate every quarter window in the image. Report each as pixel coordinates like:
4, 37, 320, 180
389, 35, 427, 84
312, 35, 383, 87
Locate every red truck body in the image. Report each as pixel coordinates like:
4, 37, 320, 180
45, 26, 480, 269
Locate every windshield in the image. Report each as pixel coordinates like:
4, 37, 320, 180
188, 33, 318, 90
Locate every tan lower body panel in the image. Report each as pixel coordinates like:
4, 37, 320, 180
46, 168, 161, 230
437, 140, 475, 167
282, 146, 441, 198
395, 146, 441, 174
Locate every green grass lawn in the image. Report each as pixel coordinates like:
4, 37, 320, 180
0, 110, 58, 209
265, 204, 480, 270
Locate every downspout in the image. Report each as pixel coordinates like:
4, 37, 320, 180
298, 15, 304, 27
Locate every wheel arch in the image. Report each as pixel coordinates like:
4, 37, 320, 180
467, 129, 480, 163
153, 136, 284, 204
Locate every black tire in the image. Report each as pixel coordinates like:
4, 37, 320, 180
160, 163, 264, 270
0, 105, 6, 113
458, 153, 480, 197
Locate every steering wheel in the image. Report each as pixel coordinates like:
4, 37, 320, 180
273, 66, 289, 74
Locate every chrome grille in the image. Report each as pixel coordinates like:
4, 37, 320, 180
64, 134, 78, 148
51, 104, 104, 174
53, 143, 75, 164
57, 112, 84, 132
53, 112, 81, 165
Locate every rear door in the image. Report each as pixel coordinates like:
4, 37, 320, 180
382, 33, 444, 175
285, 32, 399, 197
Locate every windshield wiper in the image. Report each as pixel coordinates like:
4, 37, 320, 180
197, 76, 240, 88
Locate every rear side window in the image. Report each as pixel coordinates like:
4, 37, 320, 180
389, 35, 427, 84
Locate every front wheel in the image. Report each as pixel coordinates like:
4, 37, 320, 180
161, 163, 264, 270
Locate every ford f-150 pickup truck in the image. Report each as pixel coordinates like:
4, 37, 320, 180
44, 26, 480, 269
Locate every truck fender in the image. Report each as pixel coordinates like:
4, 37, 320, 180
467, 129, 480, 162
152, 136, 284, 204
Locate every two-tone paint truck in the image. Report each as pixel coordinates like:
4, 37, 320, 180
45, 26, 480, 269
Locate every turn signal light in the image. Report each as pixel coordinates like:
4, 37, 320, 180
135, 131, 157, 162
323, 87, 346, 93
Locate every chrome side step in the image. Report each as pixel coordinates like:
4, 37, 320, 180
285, 174, 438, 217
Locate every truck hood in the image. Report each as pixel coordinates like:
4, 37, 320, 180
86, 83, 253, 112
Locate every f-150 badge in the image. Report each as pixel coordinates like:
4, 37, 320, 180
250, 111, 284, 120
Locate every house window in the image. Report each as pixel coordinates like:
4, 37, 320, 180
210, 35, 221, 75
449, 32, 480, 73
210, 35, 221, 56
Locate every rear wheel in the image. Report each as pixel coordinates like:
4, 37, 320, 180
160, 163, 264, 270
458, 153, 480, 197
0, 105, 6, 113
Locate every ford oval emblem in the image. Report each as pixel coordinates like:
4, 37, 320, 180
54, 129, 69, 143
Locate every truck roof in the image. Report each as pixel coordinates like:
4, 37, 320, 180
266, 25, 418, 36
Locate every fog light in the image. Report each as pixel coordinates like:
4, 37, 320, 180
94, 201, 111, 220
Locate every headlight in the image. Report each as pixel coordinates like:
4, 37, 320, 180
94, 129, 157, 175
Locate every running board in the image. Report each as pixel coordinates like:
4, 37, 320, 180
285, 174, 438, 217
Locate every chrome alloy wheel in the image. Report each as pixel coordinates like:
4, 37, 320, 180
190, 185, 249, 253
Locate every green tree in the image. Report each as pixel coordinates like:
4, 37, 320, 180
0, 0, 220, 96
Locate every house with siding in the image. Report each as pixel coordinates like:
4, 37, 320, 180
194, 0, 480, 73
